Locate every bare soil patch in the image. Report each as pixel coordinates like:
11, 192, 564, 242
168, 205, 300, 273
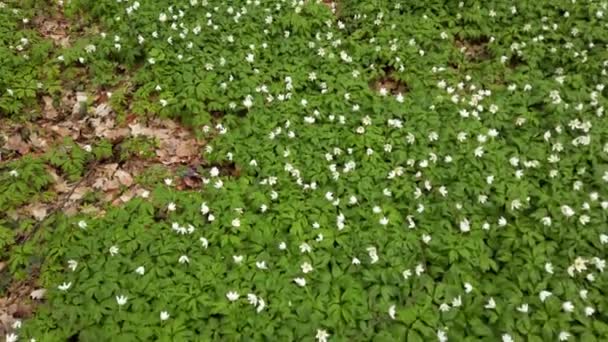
369, 66, 409, 96
455, 36, 492, 61
0, 267, 42, 337
33, 7, 70, 48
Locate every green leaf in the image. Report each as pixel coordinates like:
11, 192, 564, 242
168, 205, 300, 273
398, 307, 418, 325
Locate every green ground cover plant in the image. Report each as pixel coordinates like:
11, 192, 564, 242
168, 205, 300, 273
2, 0, 608, 341
0, 0, 61, 117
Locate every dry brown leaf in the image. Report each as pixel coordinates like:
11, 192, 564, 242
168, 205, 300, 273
118, 188, 137, 203
69, 186, 88, 201
102, 127, 129, 141
159, 118, 178, 129
102, 163, 119, 174
42, 96, 58, 120
114, 170, 133, 187
53, 180, 70, 193
48, 168, 70, 193
155, 147, 168, 161
56, 36, 69, 47
29, 289, 46, 300
0, 312, 12, 337
91, 117, 121, 141
103, 191, 117, 203
49, 125, 71, 137
47, 168, 61, 182
29, 204, 48, 221
34, 12, 71, 47
102, 179, 120, 191
94, 103, 112, 117
0, 261, 6, 272
129, 123, 170, 140
80, 205, 104, 216
128, 119, 203, 164
29, 133, 48, 150
182, 174, 202, 189
92, 177, 106, 190
61, 92, 75, 112
152, 130, 171, 140
128, 123, 145, 136
89, 117, 101, 129
64, 206, 78, 217
0, 312, 10, 325
134, 189, 151, 199
4, 135, 30, 154
175, 140, 199, 158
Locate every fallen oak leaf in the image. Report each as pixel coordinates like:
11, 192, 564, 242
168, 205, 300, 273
101, 179, 120, 191
42, 96, 58, 120
114, 169, 133, 187
0, 312, 12, 335
4, 134, 30, 155
28, 204, 48, 221
94, 102, 112, 117
30, 289, 46, 300
28, 133, 48, 150
68, 186, 89, 201
117, 188, 137, 204
49, 125, 71, 138
175, 139, 200, 158
101, 127, 130, 142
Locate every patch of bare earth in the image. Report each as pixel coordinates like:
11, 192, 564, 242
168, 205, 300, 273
4, 83, 207, 206
454, 36, 492, 61
88, 117, 205, 206
1, 90, 207, 332
32, 4, 70, 48
369, 66, 409, 96
50, 111, 206, 216
0, 263, 45, 337
1, 91, 113, 162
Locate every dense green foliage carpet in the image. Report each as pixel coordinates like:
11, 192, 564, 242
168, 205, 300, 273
2, 0, 608, 341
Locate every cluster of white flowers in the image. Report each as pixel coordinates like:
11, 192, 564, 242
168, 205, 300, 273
171, 222, 195, 234
246, 293, 266, 313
